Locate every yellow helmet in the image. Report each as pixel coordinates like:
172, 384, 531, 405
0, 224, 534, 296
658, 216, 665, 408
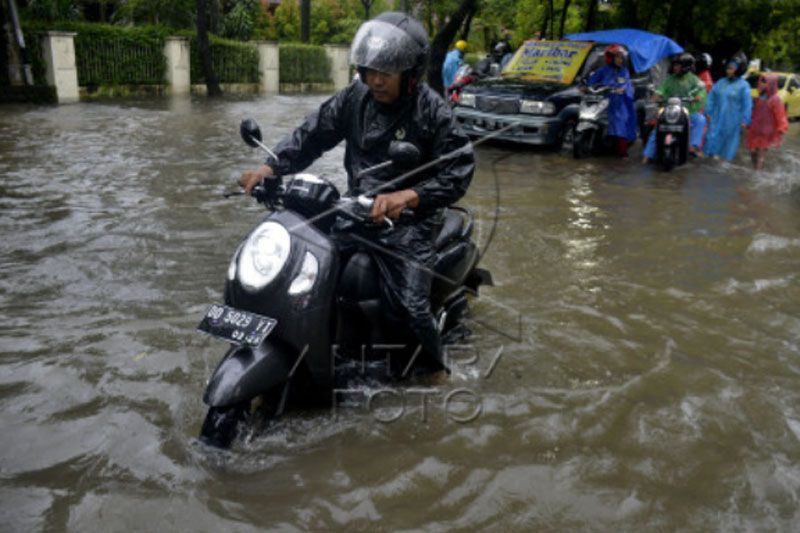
455, 40, 468, 52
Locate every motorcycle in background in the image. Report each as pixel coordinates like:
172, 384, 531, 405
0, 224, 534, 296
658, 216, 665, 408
572, 86, 611, 159
654, 96, 692, 171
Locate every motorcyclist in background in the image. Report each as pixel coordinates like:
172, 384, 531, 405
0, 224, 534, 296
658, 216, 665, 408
474, 42, 511, 78
695, 52, 714, 93
443, 39, 468, 92
641, 53, 707, 163
584, 44, 638, 158
239, 12, 475, 374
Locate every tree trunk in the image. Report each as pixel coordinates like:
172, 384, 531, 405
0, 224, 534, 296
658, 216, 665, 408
548, 0, 555, 39
558, 0, 572, 39
300, 0, 310, 42
583, 0, 598, 32
539, 1, 550, 39
4, 0, 32, 85
618, 0, 641, 28
461, 10, 474, 40
427, 0, 478, 95
361, 0, 375, 20
664, 0, 680, 38
196, 0, 222, 97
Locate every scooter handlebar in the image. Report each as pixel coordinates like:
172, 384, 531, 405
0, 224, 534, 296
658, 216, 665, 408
336, 195, 414, 229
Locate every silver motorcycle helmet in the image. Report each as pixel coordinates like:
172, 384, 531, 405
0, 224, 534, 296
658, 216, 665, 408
350, 12, 428, 77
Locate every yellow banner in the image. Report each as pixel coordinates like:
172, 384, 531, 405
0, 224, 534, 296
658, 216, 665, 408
503, 40, 593, 84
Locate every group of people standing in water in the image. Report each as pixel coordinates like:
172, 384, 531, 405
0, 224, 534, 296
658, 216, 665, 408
591, 47, 789, 169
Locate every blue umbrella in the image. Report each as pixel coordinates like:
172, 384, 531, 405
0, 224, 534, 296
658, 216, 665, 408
565, 28, 684, 73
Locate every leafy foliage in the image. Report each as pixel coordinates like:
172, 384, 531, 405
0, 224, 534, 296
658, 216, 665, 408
112, 0, 195, 29
279, 43, 332, 83
220, 0, 260, 41
26, 0, 80, 21
189, 33, 260, 83
256, 0, 387, 44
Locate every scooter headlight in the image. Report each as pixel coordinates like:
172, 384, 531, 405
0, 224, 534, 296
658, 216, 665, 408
288, 251, 319, 295
238, 221, 291, 292
665, 105, 681, 124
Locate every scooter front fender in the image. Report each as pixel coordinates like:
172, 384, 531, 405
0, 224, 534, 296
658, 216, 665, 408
203, 341, 292, 407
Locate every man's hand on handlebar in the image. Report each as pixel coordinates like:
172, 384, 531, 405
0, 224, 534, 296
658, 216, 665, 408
239, 164, 274, 195
370, 189, 419, 223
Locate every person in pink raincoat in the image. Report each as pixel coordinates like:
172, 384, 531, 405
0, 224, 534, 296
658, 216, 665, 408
746, 74, 789, 170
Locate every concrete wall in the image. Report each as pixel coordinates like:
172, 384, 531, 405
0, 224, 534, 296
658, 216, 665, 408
38, 33, 348, 102
256, 41, 279, 94
325, 45, 351, 91
41, 32, 79, 104
163, 37, 190, 95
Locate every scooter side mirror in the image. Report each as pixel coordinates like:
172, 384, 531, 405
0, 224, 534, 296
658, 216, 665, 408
388, 141, 421, 169
240, 119, 263, 148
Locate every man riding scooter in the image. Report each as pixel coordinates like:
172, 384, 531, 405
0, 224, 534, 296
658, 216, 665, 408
642, 53, 707, 163
239, 12, 474, 374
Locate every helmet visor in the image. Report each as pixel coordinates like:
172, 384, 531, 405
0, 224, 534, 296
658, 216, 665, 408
350, 20, 423, 74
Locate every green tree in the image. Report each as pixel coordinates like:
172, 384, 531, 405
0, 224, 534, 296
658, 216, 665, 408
113, 0, 195, 28
220, 0, 259, 40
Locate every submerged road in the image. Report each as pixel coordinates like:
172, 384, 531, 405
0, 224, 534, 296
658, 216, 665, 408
1, 94, 799, 530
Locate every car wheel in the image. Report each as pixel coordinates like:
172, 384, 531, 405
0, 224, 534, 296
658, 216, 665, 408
560, 119, 577, 153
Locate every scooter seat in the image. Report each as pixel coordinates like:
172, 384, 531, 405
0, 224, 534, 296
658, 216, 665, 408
434, 208, 470, 250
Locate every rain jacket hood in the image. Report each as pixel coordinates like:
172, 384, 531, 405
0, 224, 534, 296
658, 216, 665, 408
761, 74, 779, 97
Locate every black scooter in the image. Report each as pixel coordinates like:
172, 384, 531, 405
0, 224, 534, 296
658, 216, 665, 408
654, 96, 692, 171
197, 120, 492, 448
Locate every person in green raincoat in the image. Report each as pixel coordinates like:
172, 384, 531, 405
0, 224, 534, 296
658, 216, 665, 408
642, 54, 707, 163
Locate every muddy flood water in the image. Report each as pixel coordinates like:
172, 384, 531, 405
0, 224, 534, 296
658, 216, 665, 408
2, 94, 800, 531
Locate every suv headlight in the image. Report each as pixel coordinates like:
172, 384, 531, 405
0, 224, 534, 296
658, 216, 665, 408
520, 100, 556, 115
238, 221, 291, 292
459, 93, 476, 108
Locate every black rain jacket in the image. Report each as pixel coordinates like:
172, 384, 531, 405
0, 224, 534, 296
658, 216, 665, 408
266, 81, 474, 214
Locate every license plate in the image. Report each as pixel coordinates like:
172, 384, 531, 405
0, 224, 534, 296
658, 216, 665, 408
659, 124, 684, 132
197, 304, 277, 346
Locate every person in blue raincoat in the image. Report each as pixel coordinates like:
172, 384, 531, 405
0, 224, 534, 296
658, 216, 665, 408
586, 44, 638, 158
704, 57, 752, 161
442, 40, 468, 93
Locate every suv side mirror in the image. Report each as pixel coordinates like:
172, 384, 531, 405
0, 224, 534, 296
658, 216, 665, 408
240, 118, 262, 148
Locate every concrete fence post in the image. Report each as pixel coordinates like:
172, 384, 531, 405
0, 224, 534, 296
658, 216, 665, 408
256, 41, 279, 94
324, 44, 350, 91
164, 37, 190, 95
42, 31, 79, 103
